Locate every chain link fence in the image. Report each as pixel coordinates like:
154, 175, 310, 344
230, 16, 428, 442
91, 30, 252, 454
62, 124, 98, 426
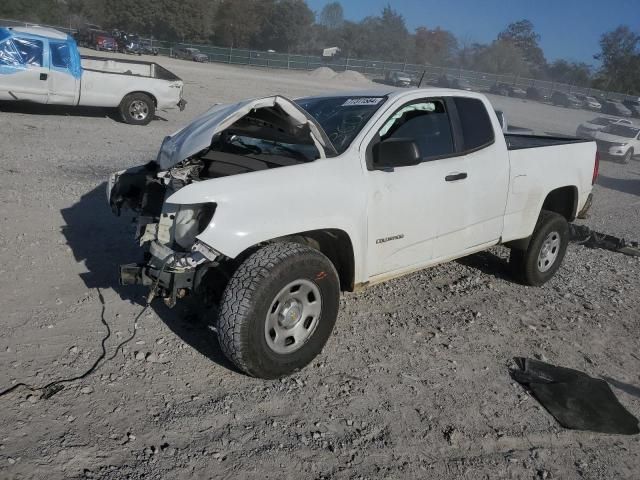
1, 17, 637, 104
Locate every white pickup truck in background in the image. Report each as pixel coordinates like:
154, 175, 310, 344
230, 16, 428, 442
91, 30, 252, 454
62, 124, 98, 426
0, 26, 185, 125
108, 88, 598, 378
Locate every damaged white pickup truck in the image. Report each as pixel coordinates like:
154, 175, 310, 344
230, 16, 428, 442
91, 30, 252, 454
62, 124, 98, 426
108, 89, 598, 378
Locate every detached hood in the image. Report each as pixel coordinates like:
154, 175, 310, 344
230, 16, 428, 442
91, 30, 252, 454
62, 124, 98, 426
156, 95, 336, 169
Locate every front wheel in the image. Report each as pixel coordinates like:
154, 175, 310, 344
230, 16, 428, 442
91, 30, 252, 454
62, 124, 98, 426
118, 93, 155, 125
509, 210, 569, 286
621, 148, 633, 164
217, 242, 340, 378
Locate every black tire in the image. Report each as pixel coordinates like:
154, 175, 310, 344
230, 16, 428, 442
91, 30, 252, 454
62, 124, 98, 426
118, 92, 155, 126
509, 210, 569, 286
218, 242, 340, 379
621, 148, 633, 165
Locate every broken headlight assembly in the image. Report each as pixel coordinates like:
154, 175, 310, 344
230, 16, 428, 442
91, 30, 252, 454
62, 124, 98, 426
172, 202, 217, 250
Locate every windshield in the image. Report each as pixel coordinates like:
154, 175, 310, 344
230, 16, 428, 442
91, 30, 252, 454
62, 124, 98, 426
296, 95, 387, 154
602, 124, 639, 138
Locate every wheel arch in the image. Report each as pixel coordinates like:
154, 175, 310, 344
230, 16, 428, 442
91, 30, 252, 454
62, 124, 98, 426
121, 90, 157, 107
506, 186, 577, 251
541, 185, 578, 222
235, 229, 356, 292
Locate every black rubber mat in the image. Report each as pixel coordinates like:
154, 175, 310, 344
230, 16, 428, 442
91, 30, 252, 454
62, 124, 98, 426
512, 357, 639, 435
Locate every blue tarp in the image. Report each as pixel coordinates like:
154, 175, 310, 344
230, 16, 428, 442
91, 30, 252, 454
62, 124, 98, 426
0, 27, 82, 78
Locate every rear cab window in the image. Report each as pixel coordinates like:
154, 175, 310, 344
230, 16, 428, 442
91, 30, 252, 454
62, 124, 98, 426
50, 42, 71, 69
453, 97, 495, 152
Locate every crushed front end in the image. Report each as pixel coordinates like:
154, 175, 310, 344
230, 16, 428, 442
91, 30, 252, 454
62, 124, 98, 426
108, 161, 220, 307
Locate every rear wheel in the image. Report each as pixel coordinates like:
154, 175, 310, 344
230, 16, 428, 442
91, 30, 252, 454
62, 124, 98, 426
118, 93, 155, 126
509, 210, 569, 286
217, 242, 340, 378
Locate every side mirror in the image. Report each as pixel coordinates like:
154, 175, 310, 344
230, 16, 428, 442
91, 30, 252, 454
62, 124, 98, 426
372, 138, 420, 169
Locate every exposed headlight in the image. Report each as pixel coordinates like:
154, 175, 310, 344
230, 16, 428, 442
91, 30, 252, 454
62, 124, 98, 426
173, 203, 216, 249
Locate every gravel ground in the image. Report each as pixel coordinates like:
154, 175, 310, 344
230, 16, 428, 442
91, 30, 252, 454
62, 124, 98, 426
1, 52, 639, 480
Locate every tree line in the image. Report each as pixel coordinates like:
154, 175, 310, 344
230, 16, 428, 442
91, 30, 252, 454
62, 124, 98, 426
2, 0, 639, 94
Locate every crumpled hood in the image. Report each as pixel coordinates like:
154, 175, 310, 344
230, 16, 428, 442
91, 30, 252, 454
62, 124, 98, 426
156, 95, 335, 170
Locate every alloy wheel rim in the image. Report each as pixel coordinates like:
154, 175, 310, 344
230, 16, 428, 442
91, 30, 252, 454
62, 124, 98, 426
129, 100, 149, 121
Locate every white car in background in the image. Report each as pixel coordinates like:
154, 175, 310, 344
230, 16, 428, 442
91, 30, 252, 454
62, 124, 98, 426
576, 116, 633, 139
594, 123, 640, 164
574, 94, 602, 111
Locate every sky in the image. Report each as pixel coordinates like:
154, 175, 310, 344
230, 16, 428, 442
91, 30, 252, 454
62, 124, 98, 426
306, 0, 640, 65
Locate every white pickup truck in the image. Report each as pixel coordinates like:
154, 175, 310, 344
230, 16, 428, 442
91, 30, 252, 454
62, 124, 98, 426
0, 26, 185, 125
108, 88, 598, 378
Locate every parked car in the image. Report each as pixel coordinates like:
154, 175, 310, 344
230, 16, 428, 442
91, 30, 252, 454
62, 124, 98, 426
77, 27, 117, 52
140, 40, 159, 56
489, 82, 511, 96
174, 47, 208, 62
550, 91, 582, 108
601, 100, 632, 117
108, 88, 598, 378
594, 123, 640, 164
572, 94, 601, 111
436, 75, 473, 91
385, 70, 412, 87
526, 86, 548, 102
489, 83, 525, 97
622, 99, 640, 117
0, 26, 186, 125
576, 117, 633, 139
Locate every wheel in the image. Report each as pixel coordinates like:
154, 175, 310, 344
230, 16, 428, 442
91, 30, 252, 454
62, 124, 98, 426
118, 93, 155, 126
217, 242, 340, 378
509, 210, 569, 286
621, 148, 633, 164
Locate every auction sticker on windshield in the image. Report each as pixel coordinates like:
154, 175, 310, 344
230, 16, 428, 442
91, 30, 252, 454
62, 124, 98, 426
342, 97, 384, 106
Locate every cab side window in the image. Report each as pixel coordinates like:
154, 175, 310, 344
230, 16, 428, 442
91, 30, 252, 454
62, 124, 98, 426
378, 100, 455, 160
0, 39, 21, 66
453, 97, 495, 152
50, 42, 71, 69
12, 37, 43, 66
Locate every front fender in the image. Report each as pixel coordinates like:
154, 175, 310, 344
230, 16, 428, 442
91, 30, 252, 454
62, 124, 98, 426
166, 158, 367, 282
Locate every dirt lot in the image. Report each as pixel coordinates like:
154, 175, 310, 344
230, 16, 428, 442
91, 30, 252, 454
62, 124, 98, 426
1, 53, 639, 480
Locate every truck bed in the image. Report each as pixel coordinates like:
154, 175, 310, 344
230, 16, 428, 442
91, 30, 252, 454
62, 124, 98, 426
505, 133, 590, 150
81, 55, 181, 81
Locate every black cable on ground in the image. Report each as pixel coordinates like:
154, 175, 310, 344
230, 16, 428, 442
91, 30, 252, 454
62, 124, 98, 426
0, 288, 148, 399
0, 256, 174, 400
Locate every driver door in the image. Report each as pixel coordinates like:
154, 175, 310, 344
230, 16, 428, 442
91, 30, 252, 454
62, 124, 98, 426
365, 98, 461, 277
0, 35, 48, 103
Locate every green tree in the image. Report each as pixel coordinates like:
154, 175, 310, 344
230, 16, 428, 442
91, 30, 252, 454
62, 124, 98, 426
498, 19, 546, 74
258, 0, 314, 52
547, 59, 592, 87
473, 39, 530, 77
593, 26, 640, 94
414, 26, 458, 66
213, 0, 262, 47
319, 1, 344, 29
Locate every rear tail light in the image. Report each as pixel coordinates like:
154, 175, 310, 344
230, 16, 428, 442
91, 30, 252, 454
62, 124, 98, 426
592, 151, 600, 185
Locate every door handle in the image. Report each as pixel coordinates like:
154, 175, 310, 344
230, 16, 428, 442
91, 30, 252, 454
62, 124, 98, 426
39, 73, 48, 81
445, 172, 467, 182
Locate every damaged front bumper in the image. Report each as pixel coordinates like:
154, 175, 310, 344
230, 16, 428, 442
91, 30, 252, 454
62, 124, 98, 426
119, 240, 220, 307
